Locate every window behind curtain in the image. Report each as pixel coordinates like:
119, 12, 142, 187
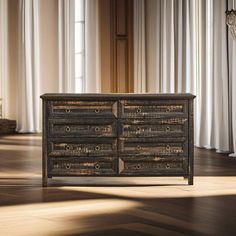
75, 0, 85, 92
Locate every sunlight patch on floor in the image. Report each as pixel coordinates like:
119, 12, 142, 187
59, 176, 236, 198
0, 199, 139, 236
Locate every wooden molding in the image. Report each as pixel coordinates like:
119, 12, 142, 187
100, 0, 134, 93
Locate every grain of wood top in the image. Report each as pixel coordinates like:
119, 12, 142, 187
40, 93, 196, 100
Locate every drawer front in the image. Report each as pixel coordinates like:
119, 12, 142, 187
120, 100, 188, 118
48, 138, 117, 157
119, 157, 188, 175
49, 157, 117, 176
49, 118, 117, 138
49, 100, 117, 118
120, 118, 188, 138
119, 138, 188, 157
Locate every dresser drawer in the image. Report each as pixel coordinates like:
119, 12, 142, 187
49, 100, 117, 118
48, 138, 117, 157
120, 100, 188, 118
119, 138, 188, 157
49, 157, 117, 175
120, 118, 188, 138
49, 118, 117, 138
119, 157, 188, 175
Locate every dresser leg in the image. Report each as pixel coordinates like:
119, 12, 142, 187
42, 177, 48, 187
188, 176, 193, 185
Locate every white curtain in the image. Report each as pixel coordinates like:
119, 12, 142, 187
17, 0, 40, 133
84, 0, 101, 92
142, 0, 196, 93
58, 0, 101, 93
228, 0, 236, 156
134, 0, 146, 93
134, 0, 236, 155
0, 0, 8, 118
197, 0, 229, 152
59, 0, 75, 93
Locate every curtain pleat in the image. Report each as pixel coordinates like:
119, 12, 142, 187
0, 0, 8, 118
134, 0, 146, 93
84, 0, 101, 93
228, 0, 236, 156
17, 0, 40, 133
58, 0, 75, 93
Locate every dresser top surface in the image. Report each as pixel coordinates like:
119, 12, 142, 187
41, 93, 195, 100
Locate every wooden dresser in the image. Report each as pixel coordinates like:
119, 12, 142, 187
41, 93, 195, 186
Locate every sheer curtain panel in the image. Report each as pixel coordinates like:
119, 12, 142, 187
84, 0, 101, 92
59, 0, 75, 93
17, 0, 40, 132
134, 0, 235, 155
0, 0, 8, 118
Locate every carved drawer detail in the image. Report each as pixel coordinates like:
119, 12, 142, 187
120, 100, 188, 118
119, 157, 188, 175
49, 118, 117, 138
119, 138, 188, 156
50, 157, 117, 175
48, 138, 117, 157
120, 118, 188, 138
50, 101, 118, 118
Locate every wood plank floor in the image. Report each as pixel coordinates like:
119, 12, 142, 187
0, 134, 236, 236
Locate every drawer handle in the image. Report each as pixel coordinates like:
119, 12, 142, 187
136, 145, 142, 151
95, 127, 100, 132
166, 145, 171, 151
136, 127, 141, 132
166, 126, 170, 132
166, 107, 171, 112
65, 109, 71, 113
136, 108, 142, 113
65, 163, 71, 169
65, 126, 71, 132
94, 109, 100, 113
136, 164, 141, 169
95, 163, 100, 170
95, 145, 100, 151
166, 163, 171, 169
65, 145, 71, 150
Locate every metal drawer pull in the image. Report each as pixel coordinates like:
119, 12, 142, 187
136, 164, 141, 169
166, 145, 171, 151
65, 126, 71, 132
95, 163, 100, 170
166, 126, 170, 132
65, 109, 71, 113
136, 127, 141, 132
166, 107, 171, 112
166, 163, 171, 169
136, 145, 142, 151
94, 109, 100, 113
65, 163, 71, 169
95, 127, 100, 132
65, 145, 71, 150
136, 108, 142, 113
95, 145, 100, 151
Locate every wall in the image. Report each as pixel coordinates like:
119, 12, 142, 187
7, 0, 18, 120
39, 0, 59, 94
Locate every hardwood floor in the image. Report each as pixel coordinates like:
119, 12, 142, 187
0, 134, 236, 236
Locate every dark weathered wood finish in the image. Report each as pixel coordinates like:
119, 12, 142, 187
41, 93, 195, 186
